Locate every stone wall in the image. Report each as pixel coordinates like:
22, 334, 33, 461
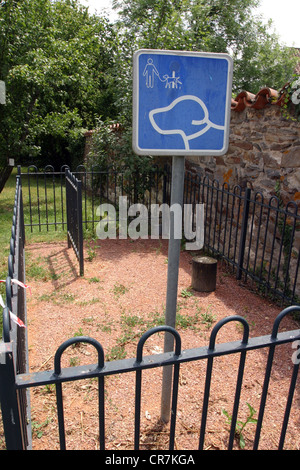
186, 105, 300, 206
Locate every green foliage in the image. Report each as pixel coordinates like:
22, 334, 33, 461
88, 116, 158, 201
0, 0, 119, 167
281, 74, 300, 122
103, 0, 297, 174
0, 0, 297, 172
222, 402, 258, 449
89, 116, 153, 171
113, 282, 129, 297
181, 287, 194, 298
113, 0, 297, 94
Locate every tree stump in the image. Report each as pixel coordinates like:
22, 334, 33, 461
191, 256, 217, 292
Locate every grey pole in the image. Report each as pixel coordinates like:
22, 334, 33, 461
161, 155, 185, 423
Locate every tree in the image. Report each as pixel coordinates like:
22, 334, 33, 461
113, 0, 297, 93
0, 0, 297, 171
0, 0, 119, 168
85, 0, 297, 175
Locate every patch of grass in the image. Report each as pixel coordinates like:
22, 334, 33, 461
26, 262, 49, 281
87, 241, 96, 261
181, 287, 194, 298
199, 305, 216, 329
176, 311, 199, 329
222, 402, 258, 449
77, 297, 100, 306
38, 293, 54, 302
121, 312, 144, 328
61, 293, 75, 303
88, 277, 100, 283
82, 317, 94, 324
113, 283, 129, 297
145, 310, 165, 329
99, 324, 112, 334
105, 305, 205, 363
31, 418, 52, 439
106, 344, 127, 362
38, 291, 76, 304
69, 356, 80, 367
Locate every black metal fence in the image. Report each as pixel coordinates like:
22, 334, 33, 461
65, 169, 84, 276
21, 164, 166, 232
0, 174, 30, 449
1, 171, 300, 450
182, 169, 300, 306
4, 307, 300, 450
20, 164, 300, 307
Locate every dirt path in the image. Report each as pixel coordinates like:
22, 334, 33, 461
25, 238, 300, 450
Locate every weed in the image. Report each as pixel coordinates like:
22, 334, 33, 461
61, 293, 75, 303
145, 310, 165, 329
106, 344, 126, 361
69, 356, 80, 367
181, 287, 194, 298
113, 283, 129, 297
176, 312, 199, 329
222, 402, 258, 449
82, 317, 94, 324
41, 384, 55, 394
50, 272, 60, 281
99, 324, 112, 334
199, 306, 216, 329
121, 312, 143, 328
38, 292, 55, 302
78, 297, 100, 306
72, 328, 84, 348
155, 242, 162, 254
87, 240, 96, 261
26, 262, 49, 281
73, 327, 84, 338
38, 291, 75, 304
32, 418, 51, 439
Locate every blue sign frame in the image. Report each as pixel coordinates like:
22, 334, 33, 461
132, 49, 233, 156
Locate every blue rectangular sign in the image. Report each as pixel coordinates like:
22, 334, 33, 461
132, 49, 233, 156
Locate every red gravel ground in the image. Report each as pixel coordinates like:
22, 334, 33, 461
24, 238, 300, 450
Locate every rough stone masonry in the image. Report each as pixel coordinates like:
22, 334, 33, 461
186, 105, 300, 207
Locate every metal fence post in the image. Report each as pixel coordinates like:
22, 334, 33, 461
0, 332, 24, 449
236, 187, 251, 280
77, 178, 84, 277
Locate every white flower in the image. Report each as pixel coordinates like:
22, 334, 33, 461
291, 78, 300, 89
291, 88, 300, 105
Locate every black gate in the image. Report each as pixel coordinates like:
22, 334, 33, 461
65, 169, 84, 276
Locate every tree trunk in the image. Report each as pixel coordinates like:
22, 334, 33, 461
192, 256, 217, 292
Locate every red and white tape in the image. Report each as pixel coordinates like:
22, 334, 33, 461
0, 279, 31, 328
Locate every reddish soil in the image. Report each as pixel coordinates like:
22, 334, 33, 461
24, 238, 300, 450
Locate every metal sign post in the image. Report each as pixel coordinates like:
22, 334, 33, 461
160, 154, 185, 423
132, 49, 233, 422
